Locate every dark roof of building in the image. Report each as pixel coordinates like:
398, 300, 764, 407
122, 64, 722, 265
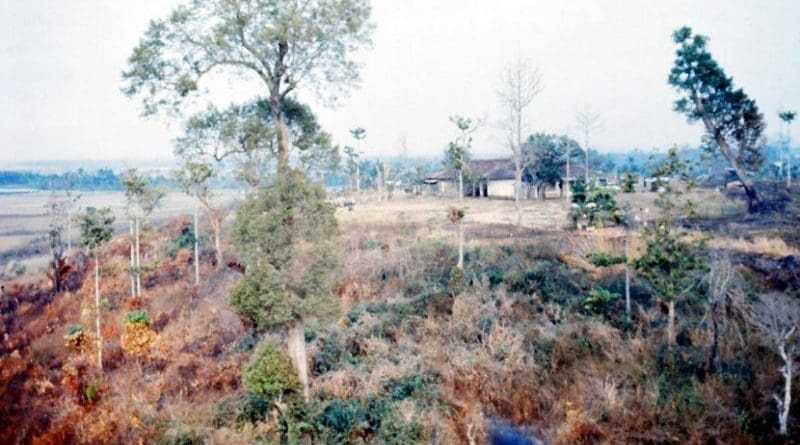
426, 158, 516, 182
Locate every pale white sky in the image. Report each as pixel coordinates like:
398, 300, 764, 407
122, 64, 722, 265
1, 0, 798, 162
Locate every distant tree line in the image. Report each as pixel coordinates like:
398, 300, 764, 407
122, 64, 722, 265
0, 168, 171, 191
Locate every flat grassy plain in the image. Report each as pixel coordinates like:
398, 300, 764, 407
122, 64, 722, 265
0, 190, 241, 279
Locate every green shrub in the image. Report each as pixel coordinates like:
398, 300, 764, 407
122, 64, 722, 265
165, 226, 196, 259
124, 309, 151, 326
316, 398, 366, 441
213, 392, 270, 426
242, 342, 300, 401
506, 260, 588, 305
569, 178, 623, 228
378, 413, 422, 445
65, 325, 85, 337
585, 252, 627, 267
582, 288, 619, 316
84, 380, 101, 403
312, 332, 349, 376
385, 373, 432, 401
621, 172, 637, 193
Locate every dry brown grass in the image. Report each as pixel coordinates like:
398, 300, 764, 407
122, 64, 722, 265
707, 235, 798, 258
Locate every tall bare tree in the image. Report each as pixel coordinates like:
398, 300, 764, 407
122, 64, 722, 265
498, 57, 543, 226
575, 104, 602, 183
747, 292, 800, 436
779, 110, 796, 188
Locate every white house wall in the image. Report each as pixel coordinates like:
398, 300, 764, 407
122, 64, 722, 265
488, 179, 516, 199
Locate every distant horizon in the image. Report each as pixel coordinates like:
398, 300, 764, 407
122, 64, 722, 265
2, 1, 798, 162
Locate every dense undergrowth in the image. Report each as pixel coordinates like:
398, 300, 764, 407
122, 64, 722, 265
1, 210, 798, 443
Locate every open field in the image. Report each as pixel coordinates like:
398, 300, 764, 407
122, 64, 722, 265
0, 190, 241, 279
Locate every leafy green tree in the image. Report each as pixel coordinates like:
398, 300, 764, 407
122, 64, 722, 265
669, 26, 766, 212
174, 97, 337, 192
621, 172, 637, 193
123, 0, 373, 177
121, 169, 164, 297
635, 153, 707, 347
79, 207, 115, 370
230, 171, 339, 401
523, 133, 580, 198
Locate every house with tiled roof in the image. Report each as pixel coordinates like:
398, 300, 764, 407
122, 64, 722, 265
424, 158, 531, 199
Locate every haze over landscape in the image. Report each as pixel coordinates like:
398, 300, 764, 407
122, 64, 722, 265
2, 1, 800, 444
2, 0, 798, 162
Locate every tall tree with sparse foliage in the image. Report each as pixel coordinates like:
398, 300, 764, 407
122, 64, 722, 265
446, 115, 475, 271
79, 206, 115, 371
122, 0, 373, 178
498, 57, 543, 226
174, 160, 224, 283
669, 26, 766, 212
635, 150, 707, 347
575, 105, 602, 183
121, 169, 164, 298
779, 110, 796, 188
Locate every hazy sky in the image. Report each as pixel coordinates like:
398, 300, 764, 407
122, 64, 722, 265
1, 0, 798, 162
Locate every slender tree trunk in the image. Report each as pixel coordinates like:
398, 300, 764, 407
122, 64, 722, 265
706, 300, 719, 374
584, 128, 590, 184
376, 165, 383, 202
667, 299, 676, 347
515, 151, 522, 227
776, 339, 792, 436
566, 154, 570, 200
625, 227, 631, 317
288, 323, 310, 403
457, 170, 464, 270
695, 96, 762, 212
787, 124, 792, 188
129, 219, 135, 298
135, 217, 141, 296
94, 252, 103, 371
356, 165, 360, 193
66, 215, 72, 256
193, 207, 200, 286
212, 216, 222, 267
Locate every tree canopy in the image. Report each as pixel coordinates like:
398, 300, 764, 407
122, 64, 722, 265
668, 26, 765, 211
122, 0, 373, 175
523, 133, 580, 187
229, 171, 339, 331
